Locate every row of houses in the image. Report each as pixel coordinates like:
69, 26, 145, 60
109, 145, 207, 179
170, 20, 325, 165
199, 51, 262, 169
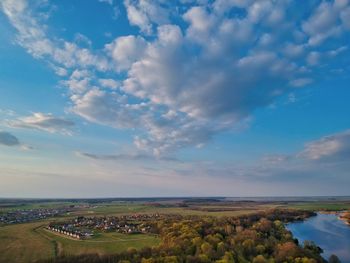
47, 225, 93, 239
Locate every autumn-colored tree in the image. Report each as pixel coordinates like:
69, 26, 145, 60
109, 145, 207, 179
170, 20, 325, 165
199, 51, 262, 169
252, 255, 267, 263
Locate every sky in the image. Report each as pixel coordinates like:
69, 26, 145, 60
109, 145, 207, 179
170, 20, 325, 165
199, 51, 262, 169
0, 0, 349, 198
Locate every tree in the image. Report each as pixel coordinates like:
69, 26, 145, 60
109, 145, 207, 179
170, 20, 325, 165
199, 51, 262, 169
201, 242, 213, 256
274, 242, 299, 262
328, 254, 341, 263
164, 256, 179, 263
256, 245, 265, 254
217, 242, 226, 257
253, 255, 267, 263
303, 240, 323, 254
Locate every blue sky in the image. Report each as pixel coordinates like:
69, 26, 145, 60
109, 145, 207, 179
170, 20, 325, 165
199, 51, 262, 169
0, 0, 350, 198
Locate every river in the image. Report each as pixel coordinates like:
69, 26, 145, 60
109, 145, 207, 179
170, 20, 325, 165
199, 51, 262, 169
286, 213, 350, 263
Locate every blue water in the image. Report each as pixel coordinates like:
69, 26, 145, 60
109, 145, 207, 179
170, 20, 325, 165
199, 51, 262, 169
287, 213, 350, 263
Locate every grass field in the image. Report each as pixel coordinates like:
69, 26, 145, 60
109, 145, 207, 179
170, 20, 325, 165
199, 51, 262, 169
38, 228, 160, 256
1, 199, 350, 263
284, 201, 350, 211
0, 221, 160, 263
68, 202, 280, 217
0, 222, 54, 263
0, 201, 76, 212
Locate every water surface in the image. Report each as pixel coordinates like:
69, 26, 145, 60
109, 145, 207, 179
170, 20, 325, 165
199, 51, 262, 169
287, 213, 350, 263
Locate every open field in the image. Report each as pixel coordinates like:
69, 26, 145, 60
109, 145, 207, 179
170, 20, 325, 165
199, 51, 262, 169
0, 222, 54, 263
1, 198, 350, 263
69, 204, 279, 217
71, 200, 350, 217
38, 228, 160, 256
0, 221, 159, 263
0, 201, 76, 212
283, 201, 350, 211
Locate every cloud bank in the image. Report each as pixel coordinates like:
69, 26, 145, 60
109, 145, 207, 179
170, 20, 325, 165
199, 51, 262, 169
1, 0, 349, 155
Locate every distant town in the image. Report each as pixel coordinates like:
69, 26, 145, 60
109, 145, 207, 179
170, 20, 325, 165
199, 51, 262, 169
0, 207, 72, 225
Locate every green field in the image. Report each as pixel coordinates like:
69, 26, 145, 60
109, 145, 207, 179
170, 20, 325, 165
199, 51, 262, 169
0, 222, 160, 263
68, 202, 280, 217
38, 228, 160, 255
1, 199, 350, 263
284, 201, 350, 211
0, 222, 54, 263
0, 201, 76, 212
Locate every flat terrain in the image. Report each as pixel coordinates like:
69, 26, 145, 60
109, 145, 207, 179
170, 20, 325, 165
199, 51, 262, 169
38, 228, 160, 256
1, 197, 350, 263
283, 201, 350, 211
0, 220, 159, 263
0, 222, 53, 263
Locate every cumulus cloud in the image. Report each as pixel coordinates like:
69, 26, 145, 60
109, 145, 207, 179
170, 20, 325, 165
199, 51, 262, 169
98, 79, 119, 90
299, 130, 350, 161
9, 113, 75, 135
302, 0, 347, 46
123, 0, 170, 34
0, 0, 108, 70
244, 130, 350, 182
1, 0, 350, 155
105, 35, 147, 71
255, 130, 350, 166
0, 131, 20, 146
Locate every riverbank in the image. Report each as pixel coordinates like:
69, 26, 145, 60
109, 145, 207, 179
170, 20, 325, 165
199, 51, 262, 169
287, 212, 350, 263
339, 211, 350, 226
318, 210, 350, 226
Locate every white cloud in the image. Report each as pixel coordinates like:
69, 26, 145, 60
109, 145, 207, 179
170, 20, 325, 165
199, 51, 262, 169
307, 51, 321, 66
247, 0, 272, 24
76, 151, 180, 162
98, 79, 119, 89
71, 88, 139, 128
0, 0, 108, 72
283, 43, 305, 58
123, 0, 170, 34
341, 6, 350, 29
213, 0, 252, 13
302, 0, 350, 46
63, 70, 91, 94
9, 113, 75, 135
289, 78, 313, 87
184, 6, 215, 34
299, 130, 350, 161
2, 0, 350, 155
105, 35, 147, 71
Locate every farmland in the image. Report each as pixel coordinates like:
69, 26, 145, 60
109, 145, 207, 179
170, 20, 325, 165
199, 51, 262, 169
1, 197, 350, 263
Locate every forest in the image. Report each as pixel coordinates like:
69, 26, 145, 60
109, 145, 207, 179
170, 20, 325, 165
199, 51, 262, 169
38, 209, 333, 263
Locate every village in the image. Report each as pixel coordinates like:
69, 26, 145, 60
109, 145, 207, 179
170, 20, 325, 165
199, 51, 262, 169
46, 214, 162, 239
0, 207, 72, 225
